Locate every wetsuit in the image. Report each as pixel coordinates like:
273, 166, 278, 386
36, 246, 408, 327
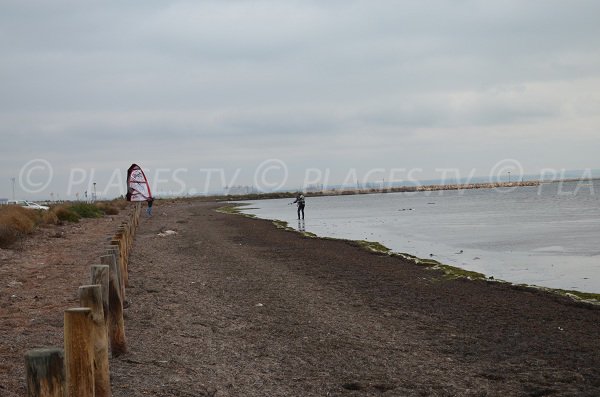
293, 195, 305, 219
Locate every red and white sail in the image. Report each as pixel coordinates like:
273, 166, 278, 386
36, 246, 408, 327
126, 164, 152, 201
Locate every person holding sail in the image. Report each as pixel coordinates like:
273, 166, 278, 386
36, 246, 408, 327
146, 197, 154, 217
126, 164, 155, 218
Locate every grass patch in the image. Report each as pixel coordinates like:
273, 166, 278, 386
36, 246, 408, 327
217, 205, 242, 215
54, 206, 81, 223
216, 204, 256, 218
301, 231, 317, 238
69, 203, 103, 218
272, 220, 293, 230
355, 240, 391, 254
561, 290, 600, 301
54, 202, 119, 223
436, 264, 487, 280
394, 252, 487, 281
543, 288, 600, 304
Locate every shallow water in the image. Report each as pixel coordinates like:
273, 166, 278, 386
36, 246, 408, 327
239, 180, 600, 293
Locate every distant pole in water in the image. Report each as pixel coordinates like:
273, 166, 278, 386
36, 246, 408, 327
508, 171, 511, 183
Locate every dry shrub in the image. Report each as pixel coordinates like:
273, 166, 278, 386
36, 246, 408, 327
96, 202, 119, 215
42, 210, 59, 225
0, 206, 37, 233
0, 206, 38, 248
112, 199, 130, 210
0, 224, 21, 248
104, 206, 119, 215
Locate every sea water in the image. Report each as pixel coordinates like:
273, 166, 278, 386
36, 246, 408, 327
239, 180, 600, 293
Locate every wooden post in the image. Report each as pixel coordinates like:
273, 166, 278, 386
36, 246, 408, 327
133, 203, 139, 226
116, 230, 128, 275
90, 265, 109, 327
100, 254, 126, 356
103, 247, 124, 300
118, 229, 129, 273
116, 227, 125, 254
123, 223, 132, 252
25, 348, 66, 397
110, 239, 128, 288
79, 285, 111, 397
64, 308, 94, 397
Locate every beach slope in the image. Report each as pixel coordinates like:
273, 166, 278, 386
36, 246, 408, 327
111, 201, 599, 396
2, 200, 599, 396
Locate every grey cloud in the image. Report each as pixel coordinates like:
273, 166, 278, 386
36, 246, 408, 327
1, 0, 600, 198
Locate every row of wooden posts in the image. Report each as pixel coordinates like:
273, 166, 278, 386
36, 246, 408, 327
25, 203, 142, 397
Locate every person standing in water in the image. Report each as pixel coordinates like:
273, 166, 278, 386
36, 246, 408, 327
292, 193, 305, 220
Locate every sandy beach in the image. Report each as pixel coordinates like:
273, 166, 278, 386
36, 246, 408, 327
1, 200, 599, 396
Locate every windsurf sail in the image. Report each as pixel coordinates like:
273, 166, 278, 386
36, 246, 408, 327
126, 164, 152, 201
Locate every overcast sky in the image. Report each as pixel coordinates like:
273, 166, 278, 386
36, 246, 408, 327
1, 0, 599, 198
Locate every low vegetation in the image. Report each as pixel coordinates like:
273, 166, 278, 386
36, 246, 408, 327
0, 200, 125, 248
69, 203, 103, 218
54, 206, 81, 223
0, 206, 39, 248
96, 202, 120, 215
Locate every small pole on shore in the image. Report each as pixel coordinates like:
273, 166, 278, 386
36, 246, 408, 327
25, 348, 66, 397
64, 307, 94, 397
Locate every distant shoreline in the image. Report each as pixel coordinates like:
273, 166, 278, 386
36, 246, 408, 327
220, 178, 597, 202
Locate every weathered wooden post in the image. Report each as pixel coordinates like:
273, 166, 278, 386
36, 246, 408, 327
79, 285, 111, 397
130, 214, 137, 234
104, 246, 124, 300
100, 254, 127, 356
64, 308, 94, 397
110, 238, 128, 288
125, 222, 133, 251
118, 228, 130, 272
133, 203, 140, 226
119, 223, 131, 250
90, 265, 109, 327
25, 348, 66, 397
115, 230, 128, 275
116, 226, 126, 255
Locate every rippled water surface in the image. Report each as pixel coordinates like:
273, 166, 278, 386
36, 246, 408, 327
239, 181, 600, 293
